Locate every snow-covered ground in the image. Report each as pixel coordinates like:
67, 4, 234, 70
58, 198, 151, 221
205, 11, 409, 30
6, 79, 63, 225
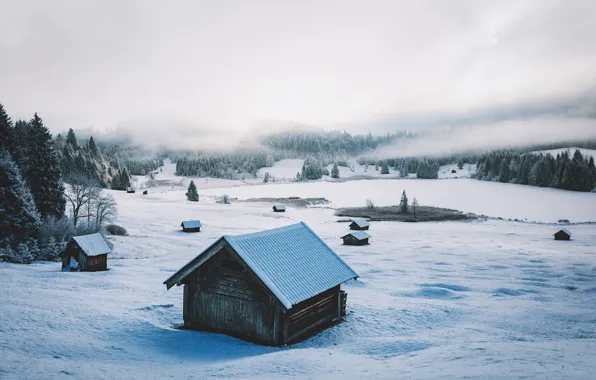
530, 147, 596, 159
2, 168, 596, 379
202, 178, 596, 223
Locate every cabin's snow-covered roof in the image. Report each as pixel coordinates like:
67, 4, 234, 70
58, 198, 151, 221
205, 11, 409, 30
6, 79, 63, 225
350, 218, 369, 228
342, 231, 371, 240
555, 228, 572, 236
165, 222, 358, 309
273, 204, 286, 210
181, 220, 202, 229
72, 233, 111, 257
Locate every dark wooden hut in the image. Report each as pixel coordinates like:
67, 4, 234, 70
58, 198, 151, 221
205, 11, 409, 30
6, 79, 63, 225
349, 218, 369, 231
164, 222, 358, 346
272, 204, 286, 212
61, 233, 111, 272
554, 229, 572, 241
143, 190, 148, 195
341, 231, 370, 246
181, 220, 202, 232
126, 187, 136, 193
451, 169, 457, 174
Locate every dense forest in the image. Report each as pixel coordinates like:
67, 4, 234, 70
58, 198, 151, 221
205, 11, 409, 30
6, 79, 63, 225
475, 149, 595, 192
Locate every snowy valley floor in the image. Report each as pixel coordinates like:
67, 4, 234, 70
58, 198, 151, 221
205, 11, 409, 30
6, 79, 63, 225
1, 179, 596, 380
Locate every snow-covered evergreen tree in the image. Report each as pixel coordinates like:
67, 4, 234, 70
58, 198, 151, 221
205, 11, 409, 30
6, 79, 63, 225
22, 113, 65, 219
0, 103, 12, 149
66, 128, 78, 150
0, 149, 41, 249
88, 136, 98, 157
331, 163, 340, 179
381, 161, 389, 174
187, 180, 199, 201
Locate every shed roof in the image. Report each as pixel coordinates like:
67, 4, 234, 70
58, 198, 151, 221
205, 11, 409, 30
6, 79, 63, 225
273, 204, 286, 210
350, 218, 369, 228
342, 231, 371, 240
164, 222, 358, 309
72, 233, 111, 257
555, 228, 572, 236
181, 220, 202, 229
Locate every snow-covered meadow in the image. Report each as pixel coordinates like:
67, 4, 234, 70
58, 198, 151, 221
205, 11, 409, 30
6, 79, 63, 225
2, 168, 596, 379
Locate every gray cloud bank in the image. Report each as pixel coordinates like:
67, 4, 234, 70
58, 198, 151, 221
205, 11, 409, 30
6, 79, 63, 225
1, 0, 595, 153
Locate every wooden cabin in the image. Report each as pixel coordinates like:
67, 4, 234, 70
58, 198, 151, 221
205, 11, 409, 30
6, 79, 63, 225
342, 231, 370, 246
349, 218, 369, 231
273, 204, 286, 212
126, 187, 136, 193
61, 233, 111, 272
554, 229, 572, 241
181, 220, 202, 233
143, 190, 148, 195
164, 222, 358, 346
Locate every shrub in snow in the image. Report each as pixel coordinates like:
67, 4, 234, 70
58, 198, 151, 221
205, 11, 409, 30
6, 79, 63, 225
366, 199, 375, 210
263, 172, 271, 183
222, 194, 231, 204
106, 224, 128, 236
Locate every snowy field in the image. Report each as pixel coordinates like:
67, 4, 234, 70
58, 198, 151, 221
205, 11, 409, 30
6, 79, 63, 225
530, 147, 596, 159
2, 175, 596, 379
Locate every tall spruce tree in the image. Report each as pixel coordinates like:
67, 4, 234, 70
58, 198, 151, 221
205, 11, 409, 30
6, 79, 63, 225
0, 103, 12, 149
399, 190, 409, 213
66, 128, 78, 149
187, 180, 199, 201
0, 149, 41, 247
331, 162, 340, 179
22, 113, 65, 219
381, 161, 390, 174
88, 136, 98, 156
499, 158, 510, 183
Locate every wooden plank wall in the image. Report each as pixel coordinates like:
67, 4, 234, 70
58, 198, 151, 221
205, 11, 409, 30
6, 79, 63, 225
285, 286, 340, 344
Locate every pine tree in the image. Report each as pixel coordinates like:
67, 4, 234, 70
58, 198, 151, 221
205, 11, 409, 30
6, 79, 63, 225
10, 120, 29, 170
499, 158, 510, 183
331, 163, 340, 179
457, 158, 464, 170
187, 180, 199, 201
381, 161, 389, 174
399, 190, 409, 213
589, 156, 596, 188
0, 103, 12, 149
66, 128, 78, 150
88, 136, 98, 156
22, 114, 65, 219
0, 149, 41, 247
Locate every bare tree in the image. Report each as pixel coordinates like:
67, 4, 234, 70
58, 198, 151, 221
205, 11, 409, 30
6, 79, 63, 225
412, 197, 419, 216
64, 173, 101, 227
93, 193, 117, 228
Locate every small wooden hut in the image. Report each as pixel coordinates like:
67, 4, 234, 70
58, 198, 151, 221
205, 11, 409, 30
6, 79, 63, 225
273, 204, 286, 212
554, 229, 572, 241
143, 190, 148, 195
61, 233, 111, 272
349, 218, 369, 231
342, 231, 370, 246
181, 220, 202, 232
126, 187, 136, 193
164, 222, 358, 346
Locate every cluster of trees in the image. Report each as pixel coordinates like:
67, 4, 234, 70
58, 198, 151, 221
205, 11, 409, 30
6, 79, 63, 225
475, 149, 595, 192
296, 157, 329, 181
0, 104, 118, 264
175, 152, 269, 179
262, 130, 413, 158
357, 157, 440, 179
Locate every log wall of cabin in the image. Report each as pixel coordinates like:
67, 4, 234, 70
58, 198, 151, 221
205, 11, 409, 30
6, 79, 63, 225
282, 285, 341, 345
183, 248, 279, 345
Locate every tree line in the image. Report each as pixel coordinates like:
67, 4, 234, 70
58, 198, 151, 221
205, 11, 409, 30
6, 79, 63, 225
475, 149, 595, 192
0, 104, 118, 264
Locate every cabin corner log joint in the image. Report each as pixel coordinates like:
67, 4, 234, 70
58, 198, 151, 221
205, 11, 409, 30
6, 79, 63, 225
61, 233, 111, 272
164, 222, 358, 346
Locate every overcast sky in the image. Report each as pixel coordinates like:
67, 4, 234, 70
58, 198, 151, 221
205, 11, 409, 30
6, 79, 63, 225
1, 0, 595, 138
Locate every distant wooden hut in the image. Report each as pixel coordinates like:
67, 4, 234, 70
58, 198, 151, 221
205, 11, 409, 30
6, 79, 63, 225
143, 190, 148, 195
349, 218, 369, 230
181, 220, 202, 232
554, 229, 572, 241
342, 231, 370, 246
451, 169, 457, 173
164, 222, 358, 346
273, 204, 286, 212
61, 233, 110, 272
126, 187, 136, 193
